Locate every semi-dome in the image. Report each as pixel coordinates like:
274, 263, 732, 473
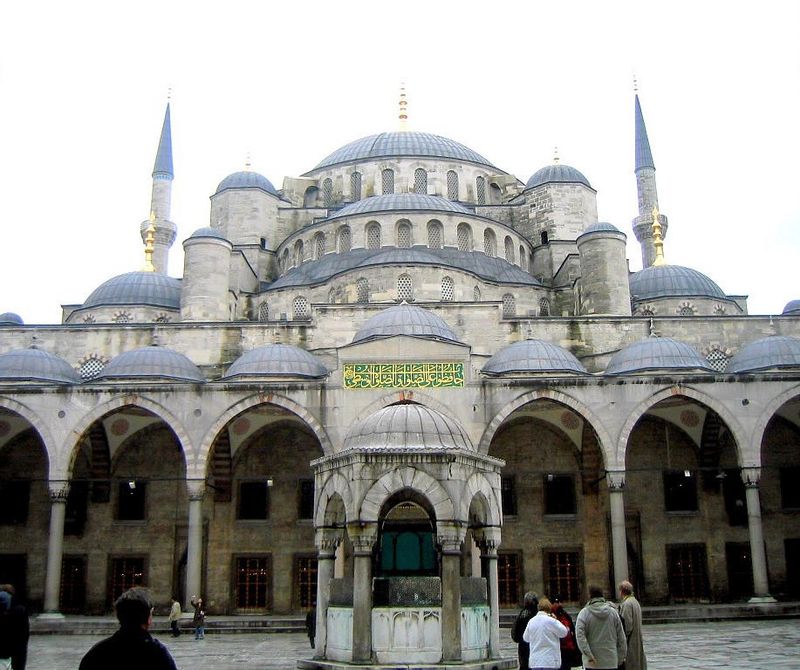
728, 336, 800, 373
188, 227, 229, 241
223, 344, 328, 379
352, 304, 459, 344
83, 272, 182, 310
0, 312, 24, 325
343, 403, 473, 451
525, 164, 592, 190
782, 300, 800, 315
605, 337, 713, 375
328, 193, 472, 220
482, 339, 587, 376
0, 348, 80, 384
310, 131, 496, 171
215, 171, 278, 196
95, 346, 205, 382
629, 265, 726, 301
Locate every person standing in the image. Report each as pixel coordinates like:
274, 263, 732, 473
511, 591, 538, 670
522, 598, 569, 670
0, 584, 29, 670
575, 586, 626, 670
550, 595, 580, 670
190, 596, 205, 639
168, 597, 182, 638
79, 587, 177, 670
305, 607, 316, 649
618, 581, 647, 670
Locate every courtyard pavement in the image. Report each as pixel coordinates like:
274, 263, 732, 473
26, 619, 800, 670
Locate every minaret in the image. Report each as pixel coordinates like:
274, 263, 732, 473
140, 101, 177, 275
631, 85, 668, 268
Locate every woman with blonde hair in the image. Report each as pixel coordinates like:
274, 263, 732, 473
522, 597, 570, 670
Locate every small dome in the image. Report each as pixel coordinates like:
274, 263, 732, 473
482, 339, 587, 376
329, 194, 472, 220
0, 312, 24, 325
215, 171, 278, 196
188, 227, 229, 241
782, 300, 800, 315
352, 304, 459, 344
729, 336, 800, 373
580, 222, 621, 235
0, 348, 80, 384
629, 265, 726, 301
310, 131, 495, 171
606, 337, 713, 375
344, 404, 473, 451
223, 344, 328, 380
95, 347, 205, 382
526, 164, 592, 190
83, 272, 181, 310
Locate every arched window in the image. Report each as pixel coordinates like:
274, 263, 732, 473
397, 274, 413, 302
293, 296, 310, 320
441, 276, 454, 302
473, 286, 481, 302
483, 228, 496, 257
293, 239, 304, 266
476, 176, 486, 205
314, 232, 326, 260
397, 221, 412, 248
382, 169, 395, 195
366, 222, 382, 250
427, 220, 443, 249
447, 170, 459, 200
414, 168, 427, 194
639, 306, 655, 316
281, 248, 289, 272
678, 303, 695, 316
303, 186, 318, 207
328, 288, 336, 304
539, 297, 551, 316
490, 182, 502, 204
504, 236, 515, 262
79, 355, 106, 380
258, 302, 269, 322
113, 312, 132, 324
713, 304, 727, 316
356, 278, 369, 304
350, 171, 362, 201
337, 226, 351, 253
540, 231, 549, 245
457, 223, 472, 252
502, 294, 516, 317
322, 178, 334, 207
706, 347, 730, 372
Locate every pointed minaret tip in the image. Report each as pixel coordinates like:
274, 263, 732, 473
634, 87, 655, 173
398, 82, 408, 131
152, 101, 174, 179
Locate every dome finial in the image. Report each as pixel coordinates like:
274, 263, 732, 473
244, 152, 252, 171
143, 212, 156, 272
651, 205, 666, 266
633, 75, 638, 94
553, 146, 560, 164
167, 86, 172, 101
398, 82, 408, 131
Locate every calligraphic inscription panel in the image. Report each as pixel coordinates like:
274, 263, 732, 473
343, 362, 464, 389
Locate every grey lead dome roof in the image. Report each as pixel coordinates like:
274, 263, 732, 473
328, 194, 472, 219
188, 227, 229, 241
629, 265, 726, 301
0, 348, 81, 384
728, 336, 800, 373
580, 222, 622, 235
0, 312, 24, 325
343, 403, 473, 451
223, 344, 328, 380
483, 339, 587, 376
605, 337, 713, 375
352, 304, 459, 344
95, 347, 205, 382
83, 272, 182, 310
783, 300, 800, 315
310, 131, 496, 171
526, 164, 592, 190
215, 171, 278, 196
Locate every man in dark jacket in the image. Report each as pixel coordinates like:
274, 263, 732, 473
511, 591, 538, 669
0, 584, 29, 670
79, 587, 177, 670
575, 585, 626, 670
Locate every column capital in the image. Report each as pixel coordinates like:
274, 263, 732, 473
606, 470, 626, 491
437, 522, 466, 554
473, 525, 502, 554
347, 522, 378, 554
741, 467, 761, 488
187, 479, 207, 501
315, 527, 343, 556
48, 480, 70, 502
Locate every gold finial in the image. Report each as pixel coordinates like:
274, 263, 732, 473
553, 146, 560, 164
633, 75, 638, 93
167, 86, 172, 101
143, 213, 156, 272
245, 152, 252, 170
398, 82, 408, 131
651, 204, 666, 266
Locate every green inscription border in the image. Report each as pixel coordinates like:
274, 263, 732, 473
343, 362, 464, 389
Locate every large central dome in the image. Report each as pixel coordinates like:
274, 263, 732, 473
309, 131, 496, 171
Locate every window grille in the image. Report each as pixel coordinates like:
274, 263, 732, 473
397, 274, 413, 302
545, 551, 581, 602
539, 298, 551, 316
293, 296, 310, 320
497, 553, 521, 607
413, 168, 427, 194
713, 304, 727, 316
296, 556, 318, 609
381, 169, 394, 194
314, 232, 326, 260
639, 307, 655, 316
367, 223, 381, 250
678, 304, 695, 316
502, 293, 516, 317
505, 236, 515, 262
667, 545, 709, 601
82, 315, 96, 324
427, 221, 442, 249
397, 222, 411, 248
356, 278, 369, 303
337, 226, 351, 253
441, 276, 454, 302
235, 556, 271, 610
706, 348, 729, 372
79, 356, 105, 380
322, 178, 334, 207
476, 176, 486, 205
473, 286, 481, 302
457, 223, 472, 251
447, 170, 459, 200
60, 556, 86, 613
484, 229, 496, 257
113, 312, 131, 324
110, 558, 145, 605
154, 314, 170, 323
350, 171, 362, 200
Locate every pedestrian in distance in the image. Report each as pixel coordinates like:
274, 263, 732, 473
575, 585, 626, 670
305, 606, 316, 649
0, 584, 29, 670
168, 597, 182, 638
618, 581, 647, 670
511, 591, 538, 670
78, 587, 177, 670
522, 597, 569, 670
190, 596, 205, 639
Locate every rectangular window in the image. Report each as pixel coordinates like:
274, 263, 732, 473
663, 470, 698, 512
0, 480, 30, 525
501, 476, 517, 516
781, 467, 800, 509
722, 470, 747, 526
544, 474, 576, 515
666, 544, 709, 601
238, 481, 270, 520
497, 552, 521, 607
60, 555, 87, 613
725, 542, 753, 600
295, 556, 318, 609
116, 481, 146, 520
544, 550, 581, 602
109, 556, 145, 605
65, 481, 89, 535
298, 480, 315, 520
235, 555, 271, 611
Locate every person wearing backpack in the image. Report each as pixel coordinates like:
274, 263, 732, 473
511, 591, 538, 669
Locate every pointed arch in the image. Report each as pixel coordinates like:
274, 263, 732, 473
747, 383, 800, 468
315, 471, 355, 526
359, 467, 455, 523
461, 472, 501, 526
0, 395, 55, 461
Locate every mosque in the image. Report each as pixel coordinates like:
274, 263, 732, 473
0, 87, 798, 665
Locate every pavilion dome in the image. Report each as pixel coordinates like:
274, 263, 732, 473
223, 344, 328, 379
343, 403, 473, 451
352, 304, 459, 344
214, 170, 278, 196
525, 163, 592, 190
482, 339, 587, 376
728, 336, 800, 373
82, 272, 181, 310
0, 348, 80, 384
605, 337, 713, 375
95, 346, 205, 382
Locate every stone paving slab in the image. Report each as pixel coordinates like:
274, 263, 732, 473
25, 620, 800, 670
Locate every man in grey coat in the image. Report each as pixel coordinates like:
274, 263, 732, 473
575, 585, 626, 669
618, 581, 647, 670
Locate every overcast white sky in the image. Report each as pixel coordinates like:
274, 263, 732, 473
1, 1, 797, 324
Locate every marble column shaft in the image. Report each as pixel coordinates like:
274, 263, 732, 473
43, 482, 70, 614
608, 471, 629, 589
185, 481, 205, 610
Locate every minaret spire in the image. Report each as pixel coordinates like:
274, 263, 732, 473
152, 102, 174, 179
